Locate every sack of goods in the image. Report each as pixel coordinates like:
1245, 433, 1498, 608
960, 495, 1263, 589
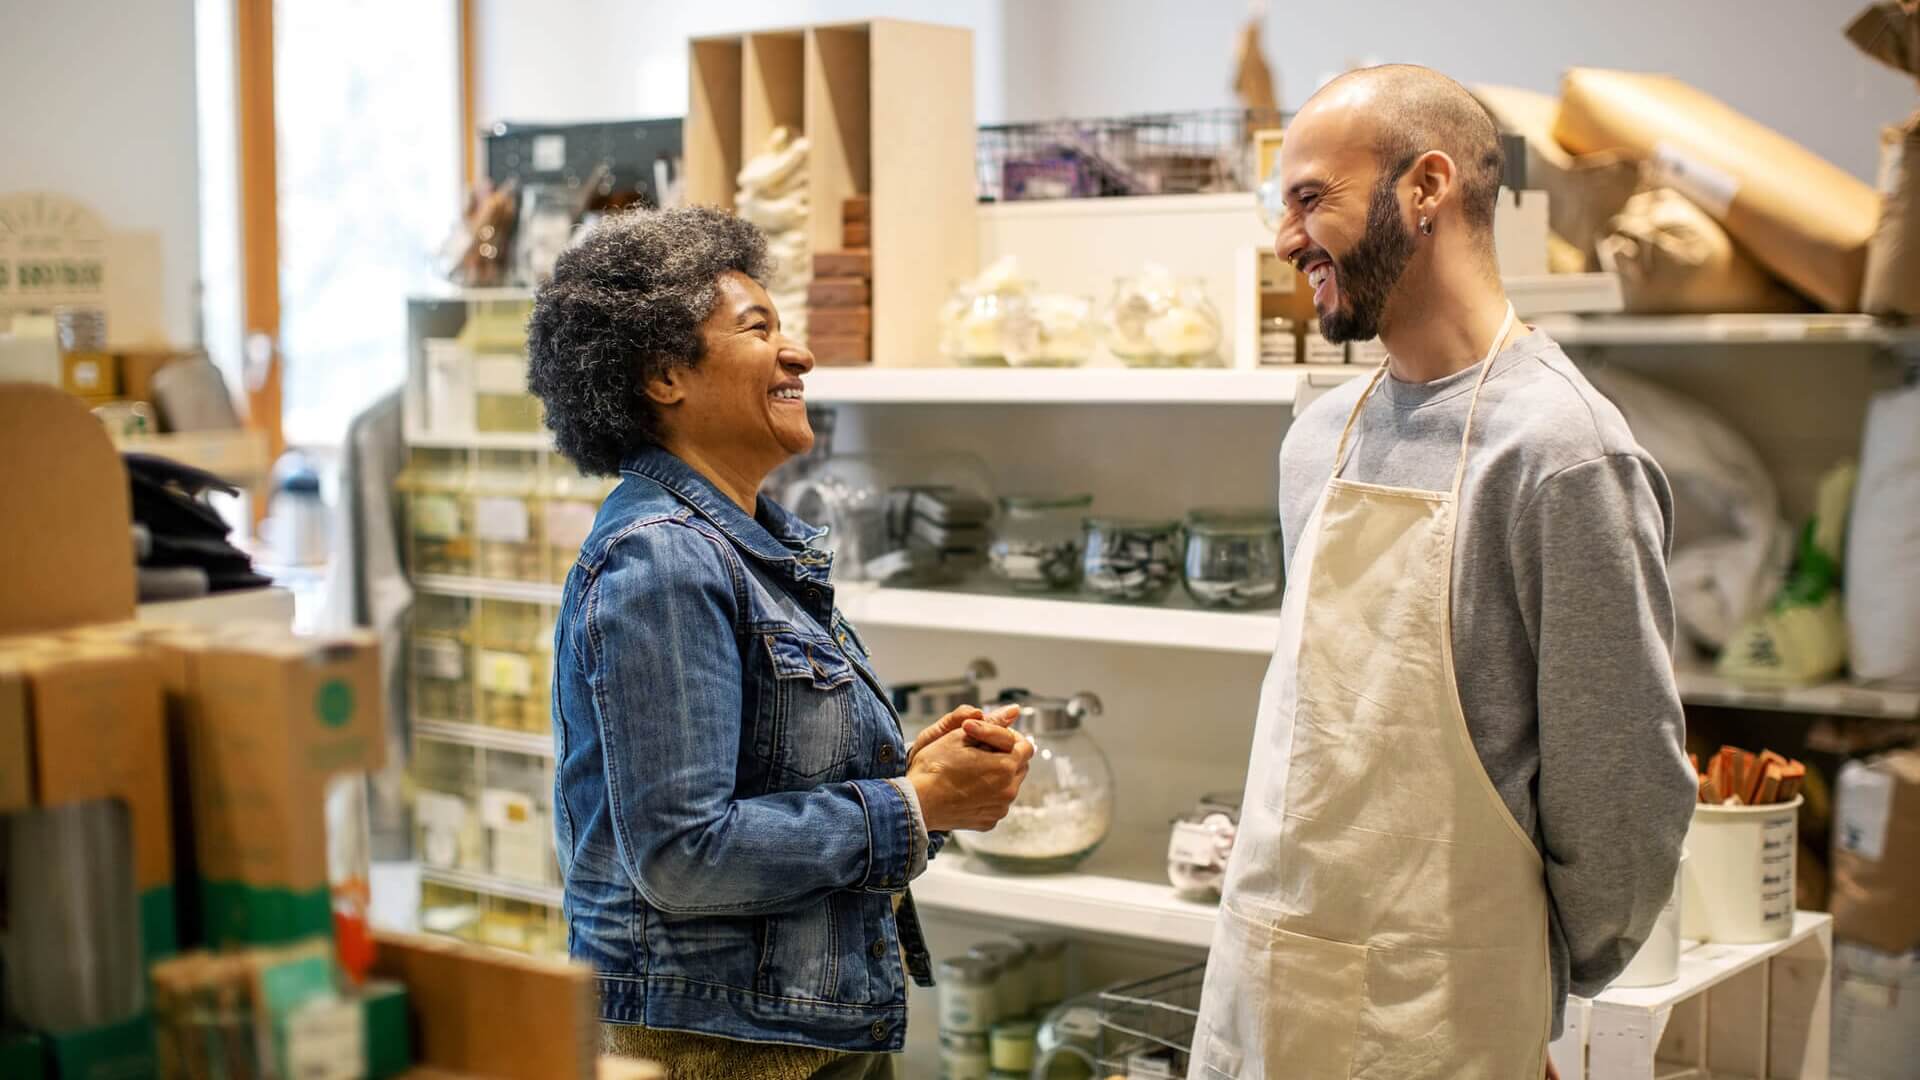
1846, 379, 1920, 688
1850, 0, 1920, 316
1554, 67, 1878, 312
1717, 461, 1856, 688
1597, 188, 1811, 314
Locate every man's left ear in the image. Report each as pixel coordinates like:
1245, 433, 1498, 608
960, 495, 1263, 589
1411, 149, 1457, 225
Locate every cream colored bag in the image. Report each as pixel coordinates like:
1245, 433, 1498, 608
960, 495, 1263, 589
1598, 189, 1809, 314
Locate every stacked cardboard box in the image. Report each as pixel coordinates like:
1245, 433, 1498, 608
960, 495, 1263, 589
808, 196, 874, 366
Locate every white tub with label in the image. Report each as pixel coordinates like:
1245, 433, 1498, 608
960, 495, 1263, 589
1613, 853, 1684, 988
1681, 796, 1800, 944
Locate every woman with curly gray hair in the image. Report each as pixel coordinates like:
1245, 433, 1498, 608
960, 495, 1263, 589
528, 207, 1030, 1079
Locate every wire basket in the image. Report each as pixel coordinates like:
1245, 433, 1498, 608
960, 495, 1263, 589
1095, 962, 1208, 1076
977, 108, 1287, 202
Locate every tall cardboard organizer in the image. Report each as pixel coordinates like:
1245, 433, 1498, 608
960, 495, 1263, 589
686, 19, 977, 366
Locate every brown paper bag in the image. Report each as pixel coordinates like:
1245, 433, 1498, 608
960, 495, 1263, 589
1598, 188, 1811, 314
1847, 1, 1920, 80
1472, 84, 1642, 264
1555, 69, 1878, 312
1863, 115, 1920, 316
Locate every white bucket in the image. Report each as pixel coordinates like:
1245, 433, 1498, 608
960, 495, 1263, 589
1680, 796, 1801, 944
1614, 853, 1685, 988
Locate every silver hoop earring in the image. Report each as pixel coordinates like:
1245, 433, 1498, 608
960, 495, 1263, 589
1419, 216, 1434, 236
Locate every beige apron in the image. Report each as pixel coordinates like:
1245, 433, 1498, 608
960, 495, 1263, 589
1191, 306, 1551, 1079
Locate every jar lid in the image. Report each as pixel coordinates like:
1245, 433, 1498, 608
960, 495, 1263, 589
968, 941, 1028, 965
939, 955, 998, 981
1084, 516, 1179, 532
1002, 494, 1093, 513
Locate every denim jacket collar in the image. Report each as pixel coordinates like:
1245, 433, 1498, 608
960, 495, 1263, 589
621, 446, 831, 575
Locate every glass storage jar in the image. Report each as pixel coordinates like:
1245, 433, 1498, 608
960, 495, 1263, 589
1183, 511, 1284, 609
783, 451, 995, 585
473, 449, 544, 582
1034, 992, 1105, 1080
989, 494, 1092, 591
474, 598, 551, 734
408, 592, 473, 721
1166, 790, 1243, 901
941, 258, 1036, 367
1004, 294, 1097, 368
939, 954, 999, 1034
969, 941, 1033, 1020
1017, 931, 1070, 1011
1083, 518, 1181, 603
1105, 271, 1224, 368
399, 448, 472, 576
958, 692, 1112, 872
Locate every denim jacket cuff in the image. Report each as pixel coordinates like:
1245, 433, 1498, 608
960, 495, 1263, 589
886, 776, 932, 881
849, 778, 920, 893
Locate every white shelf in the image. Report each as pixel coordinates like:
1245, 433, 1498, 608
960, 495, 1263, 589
414, 717, 555, 758
837, 583, 1281, 655
1538, 312, 1913, 347
802, 365, 1353, 405
418, 864, 562, 908
138, 587, 296, 627
913, 855, 1217, 948
1674, 665, 1918, 721
403, 428, 554, 451
1587, 913, 1829, 1015
413, 573, 562, 606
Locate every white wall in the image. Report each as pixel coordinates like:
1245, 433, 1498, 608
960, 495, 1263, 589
999, 0, 1908, 183
0, 0, 201, 344
479, 0, 1910, 184
474, 0, 1007, 130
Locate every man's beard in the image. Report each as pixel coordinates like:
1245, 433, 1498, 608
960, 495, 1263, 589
1319, 174, 1418, 345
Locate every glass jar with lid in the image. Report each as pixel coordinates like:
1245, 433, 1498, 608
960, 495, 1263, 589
969, 941, 1033, 1020
1105, 268, 1223, 368
1083, 518, 1182, 603
990, 494, 1092, 592
1183, 510, 1285, 609
938, 954, 1000, 1034
942, 257, 1036, 367
958, 691, 1113, 872
1167, 789, 1243, 901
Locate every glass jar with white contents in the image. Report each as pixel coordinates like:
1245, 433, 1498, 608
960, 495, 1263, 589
1004, 294, 1097, 368
990, 495, 1092, 592
958, 691, 1112, 872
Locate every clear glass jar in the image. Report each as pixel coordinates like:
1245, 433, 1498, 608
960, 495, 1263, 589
1167, 790, 1243, 901
399, 448, 472, 577
783, 451, 994, 585
958, 692, 1112, 872
989, 495, 1091, 592
1083, 518, 1181, 603
938, 955, 1000, 1034
1105, 272, 1223, 368
943, 280, 1035, 367
969, 941, 1033, 1020
1004, 294, 1097, 368
1183, 511, 1284, 609
1034, 992, 1104, 1080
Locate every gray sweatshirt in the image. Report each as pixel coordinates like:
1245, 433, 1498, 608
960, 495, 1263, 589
1278, 329, 1696, 1035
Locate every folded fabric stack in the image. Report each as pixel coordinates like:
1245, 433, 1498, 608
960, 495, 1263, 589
736, 127, 811, 342
126, 453, 270, 601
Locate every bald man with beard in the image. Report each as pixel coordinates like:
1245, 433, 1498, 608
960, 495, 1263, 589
1187, 66, 1694, 1079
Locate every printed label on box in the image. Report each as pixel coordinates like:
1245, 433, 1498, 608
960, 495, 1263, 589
1836, 763, 1895, 861
412, 494, 460, 540
544, 501, 599, 551
1652, 142, 1740, 219
532, 134, 567, 172
479, 650, 534, 696
412, 638, 466, 681
473, 497, 530, 543
480, 787, 537, 831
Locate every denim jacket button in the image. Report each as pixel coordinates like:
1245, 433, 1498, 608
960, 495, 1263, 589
877, 744, 895, 764
870, 1020, 889, 1042
870, 938, 888, 959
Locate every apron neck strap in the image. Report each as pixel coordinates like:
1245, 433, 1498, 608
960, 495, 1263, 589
1327, 302, 1519, 498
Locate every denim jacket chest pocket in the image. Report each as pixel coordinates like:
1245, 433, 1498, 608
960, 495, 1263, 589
756, 629, 860, 785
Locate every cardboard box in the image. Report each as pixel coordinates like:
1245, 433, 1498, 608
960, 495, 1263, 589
183, 629, 385, 947
1554, 68, 1877, 312
0, 643, 178, 964
1833, 750, 1920, 954
371, 932, 598, 1080
61, 351, 120, 398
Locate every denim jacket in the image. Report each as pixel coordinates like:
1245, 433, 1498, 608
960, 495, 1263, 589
551, 446, 939, 1054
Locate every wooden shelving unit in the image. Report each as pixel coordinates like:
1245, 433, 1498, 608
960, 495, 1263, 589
685, 19, 977, 365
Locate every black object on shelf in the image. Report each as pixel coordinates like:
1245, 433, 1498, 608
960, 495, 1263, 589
484, 118, 684, 208
124, 453, 270, 600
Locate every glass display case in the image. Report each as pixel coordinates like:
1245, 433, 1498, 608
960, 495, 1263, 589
399, 447, 472, 576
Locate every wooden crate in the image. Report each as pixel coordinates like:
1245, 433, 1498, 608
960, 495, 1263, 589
1549, 913, 1832, 1080
686, 19, 977, 366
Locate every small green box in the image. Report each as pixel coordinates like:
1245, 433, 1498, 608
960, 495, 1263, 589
358, 980, 413, 1079
0, 1028, 48, 1080
44, 1012, 155, 1080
